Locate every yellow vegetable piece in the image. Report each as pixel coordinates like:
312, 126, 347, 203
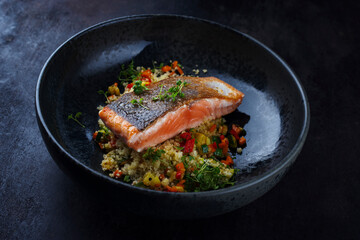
143, 172, 161, 187
195, 133, 211, 154
108, 85, 120, 96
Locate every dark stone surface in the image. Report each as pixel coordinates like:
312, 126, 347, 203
0, 0, 359, 239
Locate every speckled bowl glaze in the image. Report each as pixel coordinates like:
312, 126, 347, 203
36, 15, 310, 219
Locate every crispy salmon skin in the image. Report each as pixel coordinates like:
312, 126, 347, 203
99, 76, 244, 152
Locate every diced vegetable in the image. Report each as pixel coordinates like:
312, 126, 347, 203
183, 138, 195, 154
141, 69, 152, 79
180, 132, 192, 140
108, 83, 120, 96
229, 129, 240, 140
143, 172, 161, 187
232, 124, 242, 135
239, 136, 246, 146
228, 135, 237, 148
114, 170, 123, 178
201, 144, 209, 154
221, 156, 234, 166
161, 65, 172, 72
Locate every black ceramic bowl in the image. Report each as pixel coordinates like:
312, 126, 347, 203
36, 15, 309, 218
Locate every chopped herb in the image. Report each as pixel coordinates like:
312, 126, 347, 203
152, 61, 165, 72
175, 146, 184, 151
184, 163, 235, 192
67, 112, 85, 128
123, 175, 131, 183
97, 90, 109, 102
130, 98, 149, 110
133, 80, 149, 95
143, 147, 165, 162
118, 60, 141, 84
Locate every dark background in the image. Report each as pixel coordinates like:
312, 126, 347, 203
1, 0, 359, 239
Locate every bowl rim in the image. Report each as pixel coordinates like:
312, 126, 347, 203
36, 14, 310, 197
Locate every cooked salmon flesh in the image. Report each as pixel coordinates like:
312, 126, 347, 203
99, 76, 244, 152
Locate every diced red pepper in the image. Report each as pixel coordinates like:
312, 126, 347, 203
232, 124, 242, 135
221, 156, 234, 166
183, 138, 195, 154
239, 136, 246, 146
141, 69, 152, 79
220, 135, 225, 140
208, 142, 217, 153
171, 61, 178, 68
166, 186, 177, 192
230, 129, 240, 140
166, 185, 184, 192
92, 131, 98, 140
114, 170, 123, 178
175, 162, 185, 173
175, 172, 182, 180
180, 132, 192, 140
176, 66, 184, 75
127, 83, 134, 89
162, 65, 172, 72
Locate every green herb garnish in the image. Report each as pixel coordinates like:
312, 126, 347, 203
133, 80, 149, 95
152, 61, 165, 73
167, 80, 188, 102
130, 98, 149, 110
67, 112, 85, 128
184, 163, 235, 192
152, 84, 166, 101
97, 90, 109, 102
123, 175, 131, 183
143, 147, 165, 162
118, 60, 141, 84
152, 80, 188, 102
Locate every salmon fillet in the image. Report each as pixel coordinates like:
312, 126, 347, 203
99, 76, 244, 152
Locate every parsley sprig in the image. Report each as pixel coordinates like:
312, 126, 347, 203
143, 147, 165, 162
152, 80, 188, 102
133, 80, 149, 95
184, 163, 235, 192
118, 60, 141, 84
97, 89, 109, 102
67, 112, 85, 128
130, 98, 149, 110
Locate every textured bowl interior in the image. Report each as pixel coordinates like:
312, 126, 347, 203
37, 16, 308, 194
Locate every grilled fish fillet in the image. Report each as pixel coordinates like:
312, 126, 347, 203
99, 76, 244, 152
